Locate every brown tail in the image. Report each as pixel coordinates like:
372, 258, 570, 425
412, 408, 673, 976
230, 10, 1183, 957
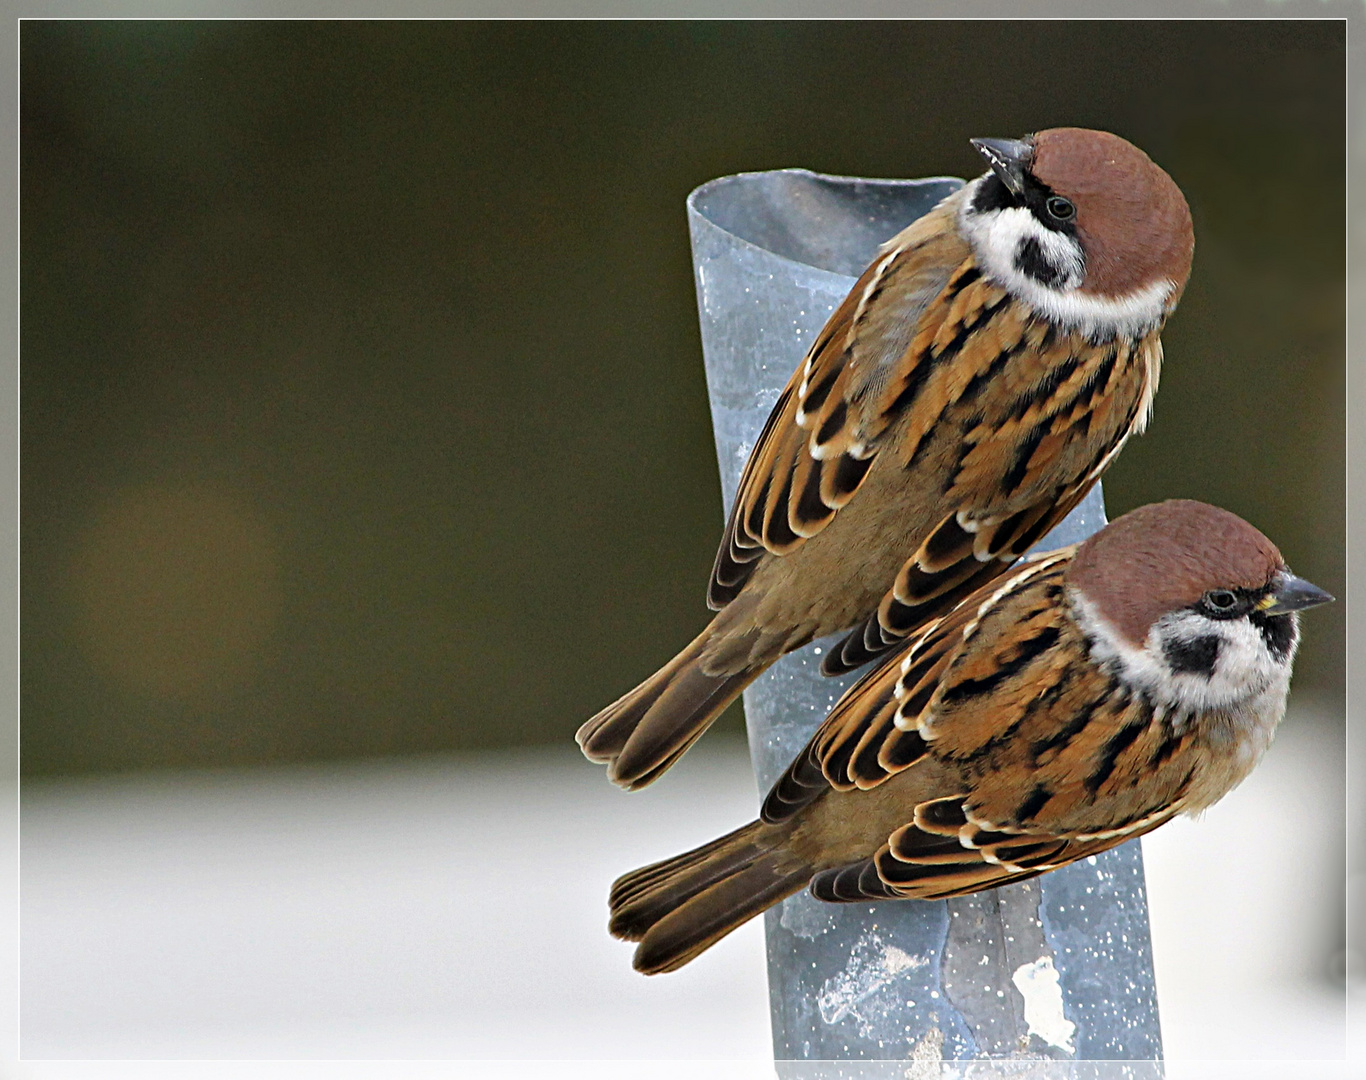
609, 820, 812, 974
576, 621, 762, 790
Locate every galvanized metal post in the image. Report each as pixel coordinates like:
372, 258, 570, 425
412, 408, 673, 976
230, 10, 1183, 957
687, 169, 1163, 1070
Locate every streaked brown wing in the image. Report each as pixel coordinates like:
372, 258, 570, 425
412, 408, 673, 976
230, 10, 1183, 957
775, 547, 1191, 901
822, 482, 1092, 673
759, 603, 969, 824
708, 200, 971, 609
816, 546, 1200, 904
823, 330, 1160, 673
761, 552, 1072, 824
811, 810, 1172, 903
758, 649, 904, 825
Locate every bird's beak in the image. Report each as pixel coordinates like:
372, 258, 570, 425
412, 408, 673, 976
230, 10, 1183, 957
970, 137, 1033, 198
1257, 572, 1335, 616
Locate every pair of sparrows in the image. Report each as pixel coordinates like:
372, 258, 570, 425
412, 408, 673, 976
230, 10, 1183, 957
577, 128, 1333, 974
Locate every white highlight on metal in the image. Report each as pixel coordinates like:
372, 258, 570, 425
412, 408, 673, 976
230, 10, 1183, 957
1011, 955, 1077, 1054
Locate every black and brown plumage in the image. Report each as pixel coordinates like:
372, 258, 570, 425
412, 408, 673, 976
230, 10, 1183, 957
579, 127, 1195, 790
608, 501, 1332, 974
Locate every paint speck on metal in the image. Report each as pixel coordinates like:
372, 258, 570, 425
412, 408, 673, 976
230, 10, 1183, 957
1012, 956, 1077, 1054
905, 1026, 945, 1079
883, 945, 924, 976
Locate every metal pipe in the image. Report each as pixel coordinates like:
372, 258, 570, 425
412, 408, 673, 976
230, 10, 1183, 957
687, 168, 1162, 1069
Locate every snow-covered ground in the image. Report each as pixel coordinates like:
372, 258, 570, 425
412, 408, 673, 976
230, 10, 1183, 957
14, 703, 1356, 1078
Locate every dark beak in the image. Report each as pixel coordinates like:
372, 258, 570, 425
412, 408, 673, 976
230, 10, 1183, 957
1259, 572, 1335, 616
970, 136, 1033, 198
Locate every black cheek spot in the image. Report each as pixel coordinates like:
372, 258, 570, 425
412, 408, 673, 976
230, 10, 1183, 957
1014, 236, 1068, 288
1162, 634, 1222, 678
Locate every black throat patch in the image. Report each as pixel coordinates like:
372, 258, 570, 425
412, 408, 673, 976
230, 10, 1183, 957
1249, 611, 1297, 662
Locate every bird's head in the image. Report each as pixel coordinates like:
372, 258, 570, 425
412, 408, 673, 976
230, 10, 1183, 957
960, 127, 1194, 339
1065, 499, 1331, 713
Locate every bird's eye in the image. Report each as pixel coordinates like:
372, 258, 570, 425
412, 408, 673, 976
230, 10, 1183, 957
1202, 589, 1239, 614
1045, 196, 1075, 222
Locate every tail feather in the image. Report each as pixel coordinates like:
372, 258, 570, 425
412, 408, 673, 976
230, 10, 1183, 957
577, 623, 761, 790
609, 820, 812, 975
610, 827, 753, 911
610, 822, 770, 924
633, 865, 811, 974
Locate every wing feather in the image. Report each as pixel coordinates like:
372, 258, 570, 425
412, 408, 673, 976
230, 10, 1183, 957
821, 331, 1157, 674
707, 199, 971, 610
763, 553, 1072, 825
776, 547, 1201, 905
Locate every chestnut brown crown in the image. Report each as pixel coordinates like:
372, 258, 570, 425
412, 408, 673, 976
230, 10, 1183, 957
1030, 127, 1194, 300
1066, 500, 1283, 646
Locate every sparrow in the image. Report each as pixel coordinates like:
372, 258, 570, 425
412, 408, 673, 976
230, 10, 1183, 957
579, 127, 1195, 790
608, 500, 1332, 974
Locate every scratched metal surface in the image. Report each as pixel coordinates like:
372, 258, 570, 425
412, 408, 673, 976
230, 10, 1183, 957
687, 169, 1162, 1067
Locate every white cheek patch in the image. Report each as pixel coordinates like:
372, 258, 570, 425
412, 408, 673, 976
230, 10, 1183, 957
969, 205, 1084, 291
1147, 610, 1294, 713
1068, 591, 1294, 714
958, 176, 1174, 340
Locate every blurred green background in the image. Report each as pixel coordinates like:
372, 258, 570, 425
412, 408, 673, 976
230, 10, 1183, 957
21, 20, 1344, 777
